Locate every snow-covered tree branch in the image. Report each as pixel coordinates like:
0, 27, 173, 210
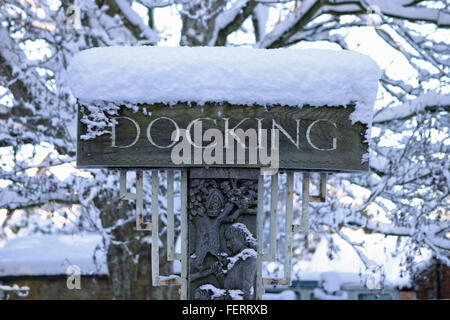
0, 284, 30, 299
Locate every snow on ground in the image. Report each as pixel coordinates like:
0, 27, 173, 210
291, 232, 430, 288
1, 231, 422, 290
67, 46, 380, 125
262, 290, 297, 300
0, 234, 108, 276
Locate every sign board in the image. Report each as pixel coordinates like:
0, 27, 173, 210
77, 103, 368, 172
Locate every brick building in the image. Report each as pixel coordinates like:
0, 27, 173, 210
1, 275, 110, 300
416, 261, 450, 299
0, 234, 110, 300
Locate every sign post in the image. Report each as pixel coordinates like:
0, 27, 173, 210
77, 101, 369, 300
71, 42, 380, 301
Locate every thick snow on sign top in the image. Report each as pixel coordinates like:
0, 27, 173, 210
68, 46, 380, 124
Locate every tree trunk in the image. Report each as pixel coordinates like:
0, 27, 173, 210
96, 178, 177, 300
180, 0, 227, 46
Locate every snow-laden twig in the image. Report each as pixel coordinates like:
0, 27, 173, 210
373, 92, 450, 124
0, 284, 30, 298
114, 0, 159, 43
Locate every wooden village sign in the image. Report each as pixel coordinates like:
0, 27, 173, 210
72, 46, 377, 301
77, 102, 368, 300
78, 103, 368, 172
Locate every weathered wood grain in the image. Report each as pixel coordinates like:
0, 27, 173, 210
77, 102, 368, 172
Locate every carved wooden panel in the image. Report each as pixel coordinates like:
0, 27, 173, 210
187, 172, 258, 300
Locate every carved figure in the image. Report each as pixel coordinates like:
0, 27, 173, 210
191, 223, 257, 300
220, 223, 257, 299
190, 188, 256, 272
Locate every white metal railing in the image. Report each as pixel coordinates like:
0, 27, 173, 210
256, 171, 327, 299
119, 169, 188, 299
120, 170, 149, 230
120, 169, 326, 300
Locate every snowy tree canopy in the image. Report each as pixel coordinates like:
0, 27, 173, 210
0, 0, 449, 298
